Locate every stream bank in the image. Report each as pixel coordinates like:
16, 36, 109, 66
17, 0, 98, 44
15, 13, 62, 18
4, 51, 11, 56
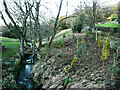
31, 33, 120, 89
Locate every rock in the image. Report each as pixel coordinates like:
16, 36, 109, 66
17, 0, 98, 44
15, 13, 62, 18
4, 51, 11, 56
57, 85, 64, 89
81, 80, 89, 84
94, 77, 101, 81
52, 76, 61, 83
33, 72, 39, 79
51, 58, 55, 63
32, 64, 40, 73
90, 73, 94, 77
43, 80, 52, 88
90, 81, 97, 84
86, 83, 94, 88
49, 84, 59, 88
60, 72, 65, 78
43, 72, 49, 79
70, 83, 83, 88
56, 80, 63, 85
99, 84, 105, 88
71, 75, 77, 79
37, 54, 41, 59
96, 73, 101, 77
15, 58, 20, 62
93, 84, 101, 88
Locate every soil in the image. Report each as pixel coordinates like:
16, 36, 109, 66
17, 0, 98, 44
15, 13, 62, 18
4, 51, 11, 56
42, 32, 120, 88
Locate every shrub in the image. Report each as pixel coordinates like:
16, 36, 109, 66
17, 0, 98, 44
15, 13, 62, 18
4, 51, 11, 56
110, 14, 115, 22
72, 15, 84, 33
60, 21, 68, 30
101, 37, 110, 66
98, 32, 101, 47
72, 21, 83, 33
64, 76, 73, 86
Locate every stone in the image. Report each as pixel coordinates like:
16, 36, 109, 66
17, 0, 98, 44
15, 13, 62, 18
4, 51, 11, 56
71, 75, 77, 79
33, 72, 39, 79
43, 72, 49, 79
94, 77, 101, 81
32, 63, 40, 72
60, 72, 65, 77
81, 80, 89, 84
43, 81, 52, 88
37, 54, 41, 59
57, 85, 64, 89
55, 80, 63, 85
49, 84, 59, 88
86, 83, 94, 88
52, 76, 61, 83
15, 58, 20, 62
90, 73, 94, 76
70, 83, 83, 88
100, 84, 105, 88
51, 59, 55, 63
96, 73, 101, 77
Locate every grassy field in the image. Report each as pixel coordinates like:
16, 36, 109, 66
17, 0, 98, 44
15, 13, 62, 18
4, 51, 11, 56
1, 37, 20, 58
0, 37, 19, 42
96, 23, 120, 28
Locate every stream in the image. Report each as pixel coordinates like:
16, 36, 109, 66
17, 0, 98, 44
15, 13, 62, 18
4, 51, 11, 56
17, 54, 35, 89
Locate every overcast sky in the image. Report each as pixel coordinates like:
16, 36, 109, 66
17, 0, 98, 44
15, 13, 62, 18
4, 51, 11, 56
0, 0, 119, 26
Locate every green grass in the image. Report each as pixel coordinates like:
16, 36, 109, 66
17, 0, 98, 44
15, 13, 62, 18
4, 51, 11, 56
96, 23, 120, 28
62, 30, 71, 36
0, 37, 19, 42
52, 38, 65, 48
2, 48, 19, 58
41, 38, 65, 53
2, 41, 20, 48
1, 37, 20, 58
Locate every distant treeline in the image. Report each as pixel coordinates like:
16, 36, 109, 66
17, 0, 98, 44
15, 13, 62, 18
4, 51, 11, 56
0, 26, 17, 38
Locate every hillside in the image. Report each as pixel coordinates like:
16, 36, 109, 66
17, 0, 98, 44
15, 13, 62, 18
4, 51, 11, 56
31, 30, 120, 89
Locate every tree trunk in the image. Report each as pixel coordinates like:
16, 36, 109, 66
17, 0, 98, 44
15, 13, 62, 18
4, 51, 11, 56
48, 37, 50, 41
118, 1, 120, 24
45, 0, 63, 61
20, 36, 24, 64
38, 36, 42, 49
31, 40, 33, 49
33, 38, 35, 52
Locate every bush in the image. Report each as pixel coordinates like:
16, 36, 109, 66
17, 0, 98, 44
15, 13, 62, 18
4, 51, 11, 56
72, 21, 83, 33
60, 21, 68, 30
3, 31, 16, 38
112, 17, 117, 21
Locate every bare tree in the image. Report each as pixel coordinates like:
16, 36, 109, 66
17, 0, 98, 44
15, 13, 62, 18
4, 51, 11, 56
45, 0, 63, 61
0, 0, 32, 64
118, 1, 120, 24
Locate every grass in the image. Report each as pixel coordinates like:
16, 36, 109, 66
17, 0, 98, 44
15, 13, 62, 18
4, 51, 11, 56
96, 23, 120, 28
2, 48, 19, 58
1, 37, 20, 58
51, 38, 65, 48
0, 37, 19, 42
2, 42, 20, 48
55, 29, 71, 39
62, 30, 71, 36
41, 38, 65, 59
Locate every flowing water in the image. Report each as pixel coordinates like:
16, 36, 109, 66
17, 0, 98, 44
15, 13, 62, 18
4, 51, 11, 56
17, 54, 35, 89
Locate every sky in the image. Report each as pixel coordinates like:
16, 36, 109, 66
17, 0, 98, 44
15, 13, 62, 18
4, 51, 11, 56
0, 0, 120, 26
